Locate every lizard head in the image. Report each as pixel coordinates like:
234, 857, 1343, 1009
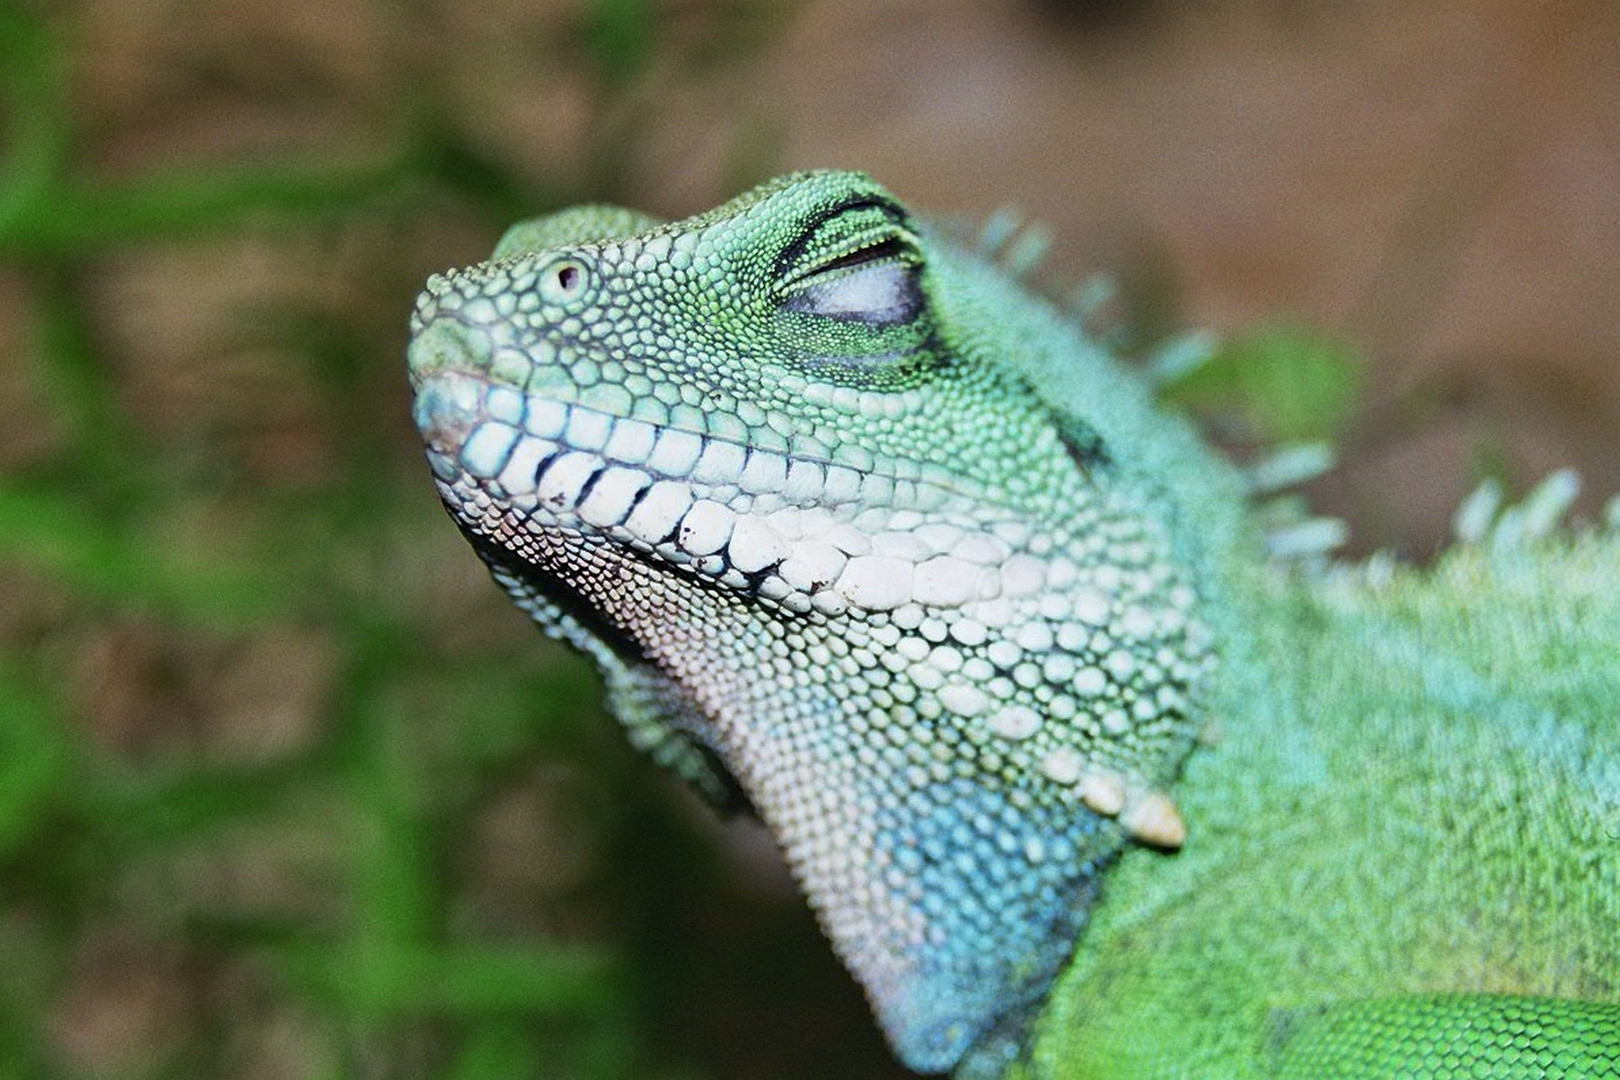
407, 170, 1221, 1074
410, 170, 1107, 578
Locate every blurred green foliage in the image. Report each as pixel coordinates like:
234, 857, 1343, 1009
1161, 324, 1364, 446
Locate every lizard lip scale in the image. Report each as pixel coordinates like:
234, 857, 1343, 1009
410, 339, 1033, 616
406, 171, 1224, 1076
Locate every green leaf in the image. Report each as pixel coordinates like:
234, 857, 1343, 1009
276, 942, 621, 1017
0, 483, 290, 626
582, 0, 657, 87
1163, 323, 1363, 444
0, 667, 72, 859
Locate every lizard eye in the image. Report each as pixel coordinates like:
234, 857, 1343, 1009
777, 198, 926, 331
782, 239, 923, 327
537, 257, 593, 306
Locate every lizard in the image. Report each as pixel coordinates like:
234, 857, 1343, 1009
404, 170, 1620, 1078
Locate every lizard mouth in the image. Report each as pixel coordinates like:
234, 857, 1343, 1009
409, 316, 1026, 619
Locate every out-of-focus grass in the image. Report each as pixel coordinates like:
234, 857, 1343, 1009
0, 3, 864, 1078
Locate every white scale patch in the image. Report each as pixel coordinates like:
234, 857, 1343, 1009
459, 422, 520, 479
576, 467, 648, 527
726, 516, 790, 574
624, 481, 692, 544
463, 399, 1110, 626
677, 500, 735, 556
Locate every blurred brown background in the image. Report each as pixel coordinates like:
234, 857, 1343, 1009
2, 2, 1616, 1079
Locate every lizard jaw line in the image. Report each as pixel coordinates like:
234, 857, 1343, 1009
416, 369, 1052, 618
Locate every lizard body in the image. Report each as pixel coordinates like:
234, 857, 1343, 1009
406, 171, 1619, 1077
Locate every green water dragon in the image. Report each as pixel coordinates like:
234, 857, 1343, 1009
405, 171, 1619, 1078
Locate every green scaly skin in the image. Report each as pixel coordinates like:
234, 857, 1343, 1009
406, 171, 1619, 1078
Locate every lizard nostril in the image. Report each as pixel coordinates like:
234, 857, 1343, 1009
407, 317, 494, 381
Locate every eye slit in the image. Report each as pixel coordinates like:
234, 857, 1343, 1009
818, 236, 909, 275
538, 256, 592, 305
